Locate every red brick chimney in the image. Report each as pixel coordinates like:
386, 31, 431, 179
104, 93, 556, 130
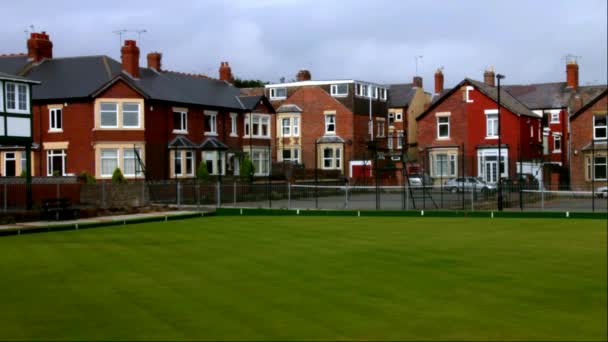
434, 69, 444, 94
296, 69, 311, 81
484, 67, 495, 86
147, 52, 162, 71
566, 60, 579, 89
27, 31, 53, 62
413, 76, 423, 88
219, 62, 233, 82
121, 40, 140, 78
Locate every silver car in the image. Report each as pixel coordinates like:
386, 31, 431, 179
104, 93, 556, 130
444, 177, 497, 194
596, 186, 608, 198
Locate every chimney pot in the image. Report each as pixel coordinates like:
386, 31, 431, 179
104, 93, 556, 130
147, 52, 162, 71
566, 61, 579, 89
413, 76, 423, 88
434, 69, 444, 94
27, 31, 53, 62
219, 61, 233, 82
296, 69, 311, 81
484, 67, 495, 86
121, 40, 140, 78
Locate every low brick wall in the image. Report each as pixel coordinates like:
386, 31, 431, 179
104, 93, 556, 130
80, 183, 149, 208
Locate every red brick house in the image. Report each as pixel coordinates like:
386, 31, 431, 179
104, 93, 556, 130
0, 32, 275, 180
570, 88, 608, 189
416, 77, 543, 184
265, 70, 390, 181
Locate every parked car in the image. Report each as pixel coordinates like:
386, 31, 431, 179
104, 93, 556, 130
596, 186, 608, 198
407, 173, 433, 187
444, 177, 497, 194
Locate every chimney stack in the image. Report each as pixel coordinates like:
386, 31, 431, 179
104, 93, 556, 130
147, 52, 162, 71
296, 69, 311, 81
413, 76, 423, 88
434, 69, 444, 94
566, 60, 579, 89
121, 40, 140, 78
219, 62, 233, 82
484, 67, 495, 86
27, 31, 53, 62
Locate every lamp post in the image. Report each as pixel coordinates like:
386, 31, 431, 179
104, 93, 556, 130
496, 73, 505, 211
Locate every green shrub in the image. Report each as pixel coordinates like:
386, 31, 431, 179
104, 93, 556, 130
240, 156, 255, 182
80, 171, 96, 184
197, 161, 210, 182
52, 170, 60, 177
20, 170, 27, 177
111, 168, 126, 184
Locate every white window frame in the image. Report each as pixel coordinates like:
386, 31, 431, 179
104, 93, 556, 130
330, 84, 348, 97
204, 110, 218, 136
47, 149, 67, 176
380, 88, 387, 101
395, 112, 403, 122
388, 112, 395, 126
550, 111, 560, 124
100, 102, 119, 128
3, 152, 16, 177
230, 113, 238, 137
325, 113, 336, 134
465, 86, 474, 103
321, 146, 342, 170
282, 117, 291, 137
123, 148, 143, 177
293, 117, 299, 137
5, 82, 30, 114
0, 81, 3, 111
173, 111, 188, 133
387, 133, 393, 150
436, 113, 450, 139
485, 109, 499, 139
553, 134, 562, 153
100, 149, 119, 177
590, 155, 607, 181
49, 108, 63, 132
281, 147, 301, 163
245, 148, 270, 176
269, 87, 287, 100
594, 114, 607, 140
397, 132, 404, 149
376, 119, 385, 137
477, 148, 508, 182
244, 113, 271, 138
430, 152, 458, 178
121, 102, 141, 128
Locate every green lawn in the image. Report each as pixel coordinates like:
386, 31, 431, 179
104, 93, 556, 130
0, 216, 606, 341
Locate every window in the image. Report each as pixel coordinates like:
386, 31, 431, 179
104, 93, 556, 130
437, 116, 450, 139
47, 149, 66, 176
594, 114, 607, 140
0, 81, 3, 110
4, 152, 16, 176
379, 88, 387, 101
550, 112, 560, 123
282, 148, 300, 163
361, 85, 369, 98
204, 111, 217, 135
325, 114, 336, 134
174, 151, 182, 176
387, 133, 393, 150
173, 111, 187, 132
49, 108, 62, 131
486, 111, 498, 138
321, 147, 342, 170
185, 151, 194, 176
395, 112, 403, 122
465, 86, 474, 103
20, 153, 27, 175
100, 102, 118, 128
330, 84, 348, 97
123, 149, 142, 177
122, 103, 140, 128
5, 82, 29, 113
553, 135, 562, 152
376, 120, 385, 137
530, 125, 533, 138
202, 151, 223, 175
293, 117, 299, 136
388, 112, 395, 125
270, 88, 287, 99
230, 113, 238, 136
372, 86, 378, 99
282, 118, 291, 136
246, 148, 270, 176
244, 114, 271, 138
592, 156, 607, 180
355, 83, 362, 96
431, 153, 457, 177
100, 149, 118, 177
397, 132, 404, 149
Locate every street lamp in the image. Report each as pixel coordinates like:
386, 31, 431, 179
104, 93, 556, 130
496, 73, 505, 211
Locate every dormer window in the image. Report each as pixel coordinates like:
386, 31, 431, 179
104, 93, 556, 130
330, 84, 348, 97
270, 87, 287, 100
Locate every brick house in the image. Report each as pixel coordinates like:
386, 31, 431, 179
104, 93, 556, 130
0, 32, 275, 180
265, 70, 389, 181
570, 88, 608, 189
416, 77, 543, 184
387, 76, 432, 165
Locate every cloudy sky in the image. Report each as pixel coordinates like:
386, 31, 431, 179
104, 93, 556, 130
2, 0, 606, 88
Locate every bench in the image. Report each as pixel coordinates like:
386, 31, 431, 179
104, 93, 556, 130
41, 198, 80, 221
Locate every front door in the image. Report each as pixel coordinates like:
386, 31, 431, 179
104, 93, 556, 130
484, 156, 498, 183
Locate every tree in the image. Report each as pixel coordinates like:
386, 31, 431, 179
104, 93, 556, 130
240, 156, 255, 182
111, 168, 126, 184
232, 78, 267, 88
197, 161, 210, 182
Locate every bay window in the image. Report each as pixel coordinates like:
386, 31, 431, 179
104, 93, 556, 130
123, 149, 143, 177
282, 148, 300, 163
244, 114, 271, 138
100, 149, 119, 177
245, 148, 270, 176
321, 146, 342, 170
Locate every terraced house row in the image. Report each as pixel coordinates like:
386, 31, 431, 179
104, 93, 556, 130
0, 31, 606, 189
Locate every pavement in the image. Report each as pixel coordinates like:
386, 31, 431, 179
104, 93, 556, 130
0, 210, 206, 234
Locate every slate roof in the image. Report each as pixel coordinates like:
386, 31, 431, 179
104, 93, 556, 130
466, 78, 540, 118
167, 136, 198, 149
239, 95, 264, 111
388, 83, 415, 107
0, 71, 39, 84
503, 82, 572, 109
276, 104, 303, 113
0, 54, 250, 110
200, 137, 229, 151
317, 135, 345, 144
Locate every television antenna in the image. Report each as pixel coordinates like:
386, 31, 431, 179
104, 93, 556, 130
112, 29, 128, 48
563, 54, 582, 63
135, 29, 147, 41
414, 55, 423, 76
